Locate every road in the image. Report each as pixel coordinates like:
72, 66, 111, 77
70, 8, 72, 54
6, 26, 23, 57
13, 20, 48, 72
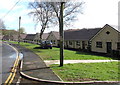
1, 43, 17, 84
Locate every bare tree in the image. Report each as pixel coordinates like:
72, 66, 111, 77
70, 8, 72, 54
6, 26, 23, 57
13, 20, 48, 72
28, 1, 84, 66
49, 1, 84, 26
29, 1, 54, 40
0, 19, 5, 29
29, 1, 84, 39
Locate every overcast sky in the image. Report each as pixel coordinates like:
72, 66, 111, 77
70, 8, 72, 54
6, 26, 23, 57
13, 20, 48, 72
0, 0, 119, 34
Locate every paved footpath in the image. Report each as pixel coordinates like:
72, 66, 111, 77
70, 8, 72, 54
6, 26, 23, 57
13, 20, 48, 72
10, 44, 61, 83
44, 60, 119, 66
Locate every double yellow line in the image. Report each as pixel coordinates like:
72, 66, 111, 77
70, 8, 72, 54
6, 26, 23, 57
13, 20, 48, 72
4, 55, 20, 85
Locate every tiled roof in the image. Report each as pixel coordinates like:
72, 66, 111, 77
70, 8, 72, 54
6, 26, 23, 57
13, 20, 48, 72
25, 33, 49, 40
51, 31, 60, 40
20, 34, 27, 39
24, 34, 36, 40
64, 28, 102, 40
42, 33, 49, 39
34, 33, 49, 40
2, 35, 14, 40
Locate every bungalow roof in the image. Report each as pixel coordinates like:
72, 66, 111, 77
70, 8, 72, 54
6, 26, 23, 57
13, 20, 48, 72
42, 33, 49, 40
2, 35, 14, 40
20, 34, 27, 39
50, 31, 60, 40
24, 34, 36, 40
64, 28, 102, 41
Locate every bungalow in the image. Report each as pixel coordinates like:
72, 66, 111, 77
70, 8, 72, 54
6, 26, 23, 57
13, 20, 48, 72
90, 24, 120, 53
47, 24, 120, 54
19, 34, 27, 42
2, 33, 27, 41
47, 31, 60, 46
24, 33, 49, 43
64, 28, 102, 50
34, 33, 49, 43
24, 34, 36, 43
2, 35, 14, 41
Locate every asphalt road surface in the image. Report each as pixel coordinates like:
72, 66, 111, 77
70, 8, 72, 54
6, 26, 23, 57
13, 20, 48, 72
1, 43, 17, 84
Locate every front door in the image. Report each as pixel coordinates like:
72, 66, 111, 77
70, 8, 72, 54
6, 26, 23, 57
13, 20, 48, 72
82, 41, 85, 49
66, 41, 68, 48
106, 42, 112, 53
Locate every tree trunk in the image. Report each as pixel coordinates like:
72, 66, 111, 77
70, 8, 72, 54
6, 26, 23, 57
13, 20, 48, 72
39, 27, 45, 42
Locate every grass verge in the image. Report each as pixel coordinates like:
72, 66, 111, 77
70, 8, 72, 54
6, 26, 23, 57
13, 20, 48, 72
50, 62, 119, 82
8, 41, 113, 60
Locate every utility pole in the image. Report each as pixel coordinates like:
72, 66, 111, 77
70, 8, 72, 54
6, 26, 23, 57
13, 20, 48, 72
18, 16, 21, 45
59, 2, 64, 67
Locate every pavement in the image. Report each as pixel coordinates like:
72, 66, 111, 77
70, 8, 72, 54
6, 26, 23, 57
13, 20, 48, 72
10, 43, 61, 83
44, 60, 119, 66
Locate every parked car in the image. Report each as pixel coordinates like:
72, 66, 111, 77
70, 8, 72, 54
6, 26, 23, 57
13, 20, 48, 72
40, 40, 52, 49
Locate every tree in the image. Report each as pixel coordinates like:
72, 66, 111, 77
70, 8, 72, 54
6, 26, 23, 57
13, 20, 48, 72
0, 19, 6, 29
49, 1, 84, 26
28, 1, 84, 66
29, 1, 54, 40
2, 29, 18, 36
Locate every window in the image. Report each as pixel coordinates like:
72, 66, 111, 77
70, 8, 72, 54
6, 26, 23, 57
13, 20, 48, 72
96, 42, 102, 48
117, 42, 120, 50
69, 41, 72, 45
76, 41, 80, 46
106, 31, 110, 35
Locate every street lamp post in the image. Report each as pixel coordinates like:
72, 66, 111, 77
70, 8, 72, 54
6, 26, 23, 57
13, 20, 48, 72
18, 16, 21, 45
59, 2, 64, 67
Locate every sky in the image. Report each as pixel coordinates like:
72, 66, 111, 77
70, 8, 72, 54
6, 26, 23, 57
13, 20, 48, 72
0, 0, 119, 34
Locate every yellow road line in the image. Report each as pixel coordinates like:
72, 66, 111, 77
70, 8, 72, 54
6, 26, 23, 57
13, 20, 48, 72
4, 56, 19, 85
4, 43, 20, 85
4, 59, 17, 84
4, 56, 20, 85
8, 69, 17, 85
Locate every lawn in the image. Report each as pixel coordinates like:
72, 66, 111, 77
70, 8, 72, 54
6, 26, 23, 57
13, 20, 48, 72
8, 41, 113, 60
50, 62, 119, 82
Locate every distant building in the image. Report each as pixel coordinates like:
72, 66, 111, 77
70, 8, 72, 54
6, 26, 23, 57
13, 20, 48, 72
2, 34, 27, 41
34, 33, 49, 42
24, 34, 36, 43
24, 33, 49, 43
47, 31, 60, 46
